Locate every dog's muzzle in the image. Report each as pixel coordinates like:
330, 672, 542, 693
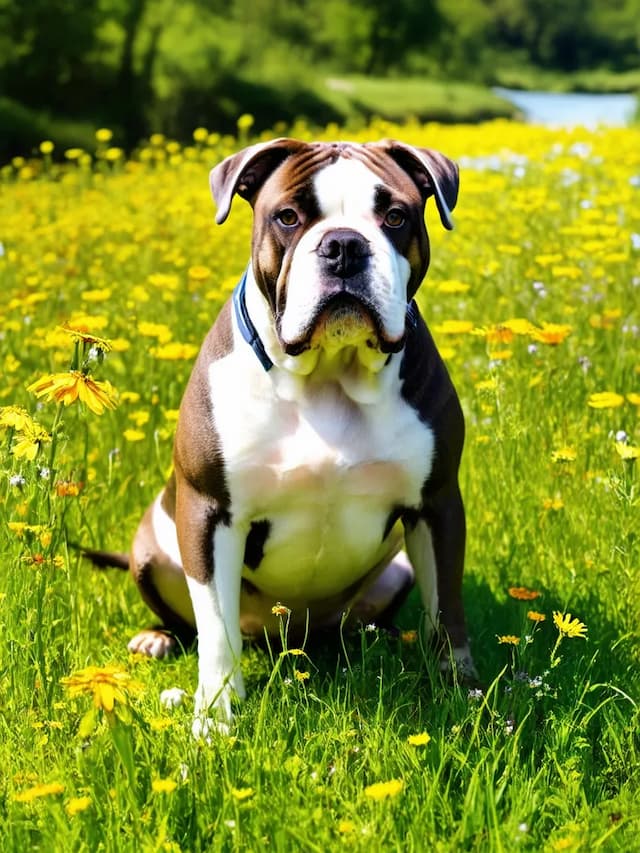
316, 228, 371, 280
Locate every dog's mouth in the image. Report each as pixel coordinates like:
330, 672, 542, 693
281, 293, 405, 357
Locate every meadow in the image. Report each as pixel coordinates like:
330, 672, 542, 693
0, 118, 639, 851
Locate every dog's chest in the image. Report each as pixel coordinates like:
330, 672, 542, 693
209, 352, 434, 597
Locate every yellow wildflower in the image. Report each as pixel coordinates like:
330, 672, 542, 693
0, 405, 32, 431
271, 603, 290, 616
27, 371, 118, 415
552, 612, 587, 639
39, 141, 54, 155
587, 391, 624, 409
150, 342, 199, 361
95, 128, 113, 143
497, 635, 520, 645
615, 443, 639, 460
626, 393, 640, 406
230, 786, 255, 800
337, 819, 356, 834
530, 323, 572, 345
551, 447, 577, 463
294, 670, 310, 682
407, 732, 431, 746
188, 265, 211, 281
61, 664, 142, 712
433, 320, 474, 335
65, 795, 92, 816
12, 420, 51, 461
123, 429, 146, 442
364, 779, 404, 800
527, 611, 546, 622
508, 587, 540, 601
59, 323, 112, 352
151, 778, 177, 794
400, 630, 418, 643
14, 781, 65, 802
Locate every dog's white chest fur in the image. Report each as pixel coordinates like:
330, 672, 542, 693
209, 345, 434, 600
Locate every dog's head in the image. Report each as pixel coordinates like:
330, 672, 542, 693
210, 139, 458, 361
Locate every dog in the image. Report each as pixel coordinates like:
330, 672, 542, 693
89, 138, 475, 737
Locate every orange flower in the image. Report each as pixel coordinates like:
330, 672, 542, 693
527, 611, 546, 622
27, 371, 118, 415
530, 323, 572, 345
508, 587, 540, 601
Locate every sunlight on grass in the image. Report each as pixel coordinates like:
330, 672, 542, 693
0, 118, 639, 849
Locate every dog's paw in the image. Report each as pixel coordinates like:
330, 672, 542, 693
191, 714, 231, 743
439, 644, 478, 682
128, 629, 176, 658
160, 687, 187, 709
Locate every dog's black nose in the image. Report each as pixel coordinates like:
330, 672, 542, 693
317, 229, 371, 278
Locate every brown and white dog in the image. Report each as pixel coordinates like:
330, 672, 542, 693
91, 138, 475, 737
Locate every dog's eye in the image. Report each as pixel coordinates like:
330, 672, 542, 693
384, 209, 406, 228
275, 209, 299, 227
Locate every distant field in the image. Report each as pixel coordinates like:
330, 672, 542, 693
320, 76, 517, 124
1, 119, 639, 850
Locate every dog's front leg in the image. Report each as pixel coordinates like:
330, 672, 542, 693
405, 485, 476, 679
175, 477, 245, 738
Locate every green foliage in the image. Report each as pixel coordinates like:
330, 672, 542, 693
1, 117, 640, 849
1, 0, 639, 157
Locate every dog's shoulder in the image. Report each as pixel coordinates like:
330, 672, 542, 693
399, 307, 464, 491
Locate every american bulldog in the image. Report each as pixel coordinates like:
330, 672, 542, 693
90, 138, 475, 736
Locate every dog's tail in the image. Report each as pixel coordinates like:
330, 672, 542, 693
75, 545, 130, 571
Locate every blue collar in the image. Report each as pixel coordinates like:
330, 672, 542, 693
232, 269, 274, 372
232, 268, 419, 373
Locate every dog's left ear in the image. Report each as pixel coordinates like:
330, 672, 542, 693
380, 140, 459, 231
210, 138, 307, 225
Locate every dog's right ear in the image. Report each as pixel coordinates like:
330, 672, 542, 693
210, 138, 306, 225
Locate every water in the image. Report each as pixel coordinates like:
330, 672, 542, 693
493, 87, 637, 128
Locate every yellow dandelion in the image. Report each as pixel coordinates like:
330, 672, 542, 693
58, 323, 112, 352
230, 786, 255, 800
497, 635, 520, 645
61, 665, 142, 712
542, 497, 564, 511
551, 447, 577, 463
294, 670, 310, 682
12, 420, 51, 461
588, 391, 624, 409
407, 732, 431, 746
508, 586, 540, 601
151, 778, 177, 794
193, 127, 208, 142
626, 393, 640, 406
237, 114, 255, 131
527, 611, 546, 623
615, 443, 640, 460
149, 717, 174, 731
14, 782, 65, 803
39, 140, 54, 155
530, 323, 572, 345
188, 265, 211, 281
95, 128, 113, 143
337, 819, 356, 834
0, 405, 33, 431
27, 371, 118, 415
123, 429, 146, 442
65, 795, 92, 816
137, 321, 173, 343
552, 612, 587, 639
400, 630, 418, 644
271, 603, 290, 616
364, 779, 404, 800
150, 343, 199, 361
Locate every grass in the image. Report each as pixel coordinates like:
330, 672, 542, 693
319, 76, 517, 124
1, 118, 640, 850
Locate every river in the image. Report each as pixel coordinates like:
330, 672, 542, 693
493, 87, 637, 127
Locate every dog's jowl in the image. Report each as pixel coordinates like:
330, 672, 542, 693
89, 138, 476, 737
